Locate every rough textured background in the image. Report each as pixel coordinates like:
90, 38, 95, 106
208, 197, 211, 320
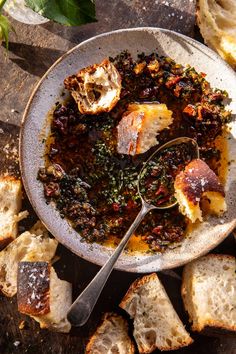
0, 1, 235, 353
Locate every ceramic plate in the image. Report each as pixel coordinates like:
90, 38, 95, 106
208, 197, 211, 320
20, 28, 236, 273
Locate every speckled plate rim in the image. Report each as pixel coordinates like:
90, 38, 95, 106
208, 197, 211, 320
20, 27, 236, 273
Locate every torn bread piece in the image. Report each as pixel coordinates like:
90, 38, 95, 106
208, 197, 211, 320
182, 254, 236, 333
120, 273, 193, 353
86, 312, 135, 354
197, 0, 236, 69
17, 261, 72, 333
30, 220, 49, 237
117, 103, 173, 156
174, 159, 226, 223
64, 59, 121, 115
0, 176, 23, 249
0, 225, 58, 297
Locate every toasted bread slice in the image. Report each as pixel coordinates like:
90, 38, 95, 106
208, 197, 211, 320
0, 176, 22, 249
86, 312, 135, 354
18, 261, 50, 316
31, 266, 71, 333
64, 59, 121, 115
120, 273, 193, 353
182, 254, 236, 333
174, 159, 226, 223
17, 261, 72, 333
0, 222, 58, 297
197, 0, 236, 69
117, 103, 173, 155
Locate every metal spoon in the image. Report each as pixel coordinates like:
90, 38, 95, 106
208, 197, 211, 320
67, 137, 199, 327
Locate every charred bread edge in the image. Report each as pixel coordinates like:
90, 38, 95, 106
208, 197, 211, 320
17, 261, 50, 316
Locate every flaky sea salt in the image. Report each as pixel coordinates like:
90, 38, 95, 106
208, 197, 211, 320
13, 341, 21, 347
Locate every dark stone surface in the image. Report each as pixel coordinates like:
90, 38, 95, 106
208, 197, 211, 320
0, 1, 235, 353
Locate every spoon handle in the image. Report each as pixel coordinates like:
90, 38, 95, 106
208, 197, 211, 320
67, 202, 152, 327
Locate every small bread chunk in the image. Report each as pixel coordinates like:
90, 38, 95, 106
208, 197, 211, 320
64, 59, 121, 115
174, 159, 226, 223
86, 313, 135, 354
18, 262, 50, 316
197, 0, 236, 69
17, 262, 72, 333
120, 273, 193, 353
182, 254, 236, 333
0, 224, 58, 297
30, 220, 49, 237
31, 267, 72, 333
0, 176, 22, 249
117, 103, 173, 155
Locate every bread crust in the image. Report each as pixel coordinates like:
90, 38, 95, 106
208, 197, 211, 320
182, 254, 236, 333
175, 159, 225, 205
196, 0, 236, 69
0, 175, 20, 183
0, 235, 14, 250
117, 103, 173, 155
86, 312, 135, 354
17, 261, 50, 316
117, 110, 144, 155
120, 273, 157, 312
64, 59, 121, 115
0, 176, 22, 250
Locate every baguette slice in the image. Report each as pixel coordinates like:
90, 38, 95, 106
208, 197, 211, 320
117, 103, 173, 156
0, 176, 22, 249
86, 312, 135, 354
0, 223, 58, 297
182, 254, 236, 333
17, 261, 72, 333
120, 273, 193, 353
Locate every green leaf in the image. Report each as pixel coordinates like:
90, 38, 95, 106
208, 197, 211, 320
0, 0, 8, 12
25, 0, 96, 26
0, 14, 12, 49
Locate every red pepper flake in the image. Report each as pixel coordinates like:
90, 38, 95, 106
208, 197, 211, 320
197, 106, 203, 120
183, 104, 196, 117
117, 217, 123, 225
165, 76, 181, 88
200, 72, 206, 77
126, 199, 136, 210
155, 185, 168, 196
152, 225, 163, 235
112, 202, 120, 212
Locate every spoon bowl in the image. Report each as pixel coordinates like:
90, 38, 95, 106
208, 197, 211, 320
138, 137, 200, 210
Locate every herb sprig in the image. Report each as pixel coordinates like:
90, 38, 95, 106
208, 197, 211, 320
0, 0, 14, 49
